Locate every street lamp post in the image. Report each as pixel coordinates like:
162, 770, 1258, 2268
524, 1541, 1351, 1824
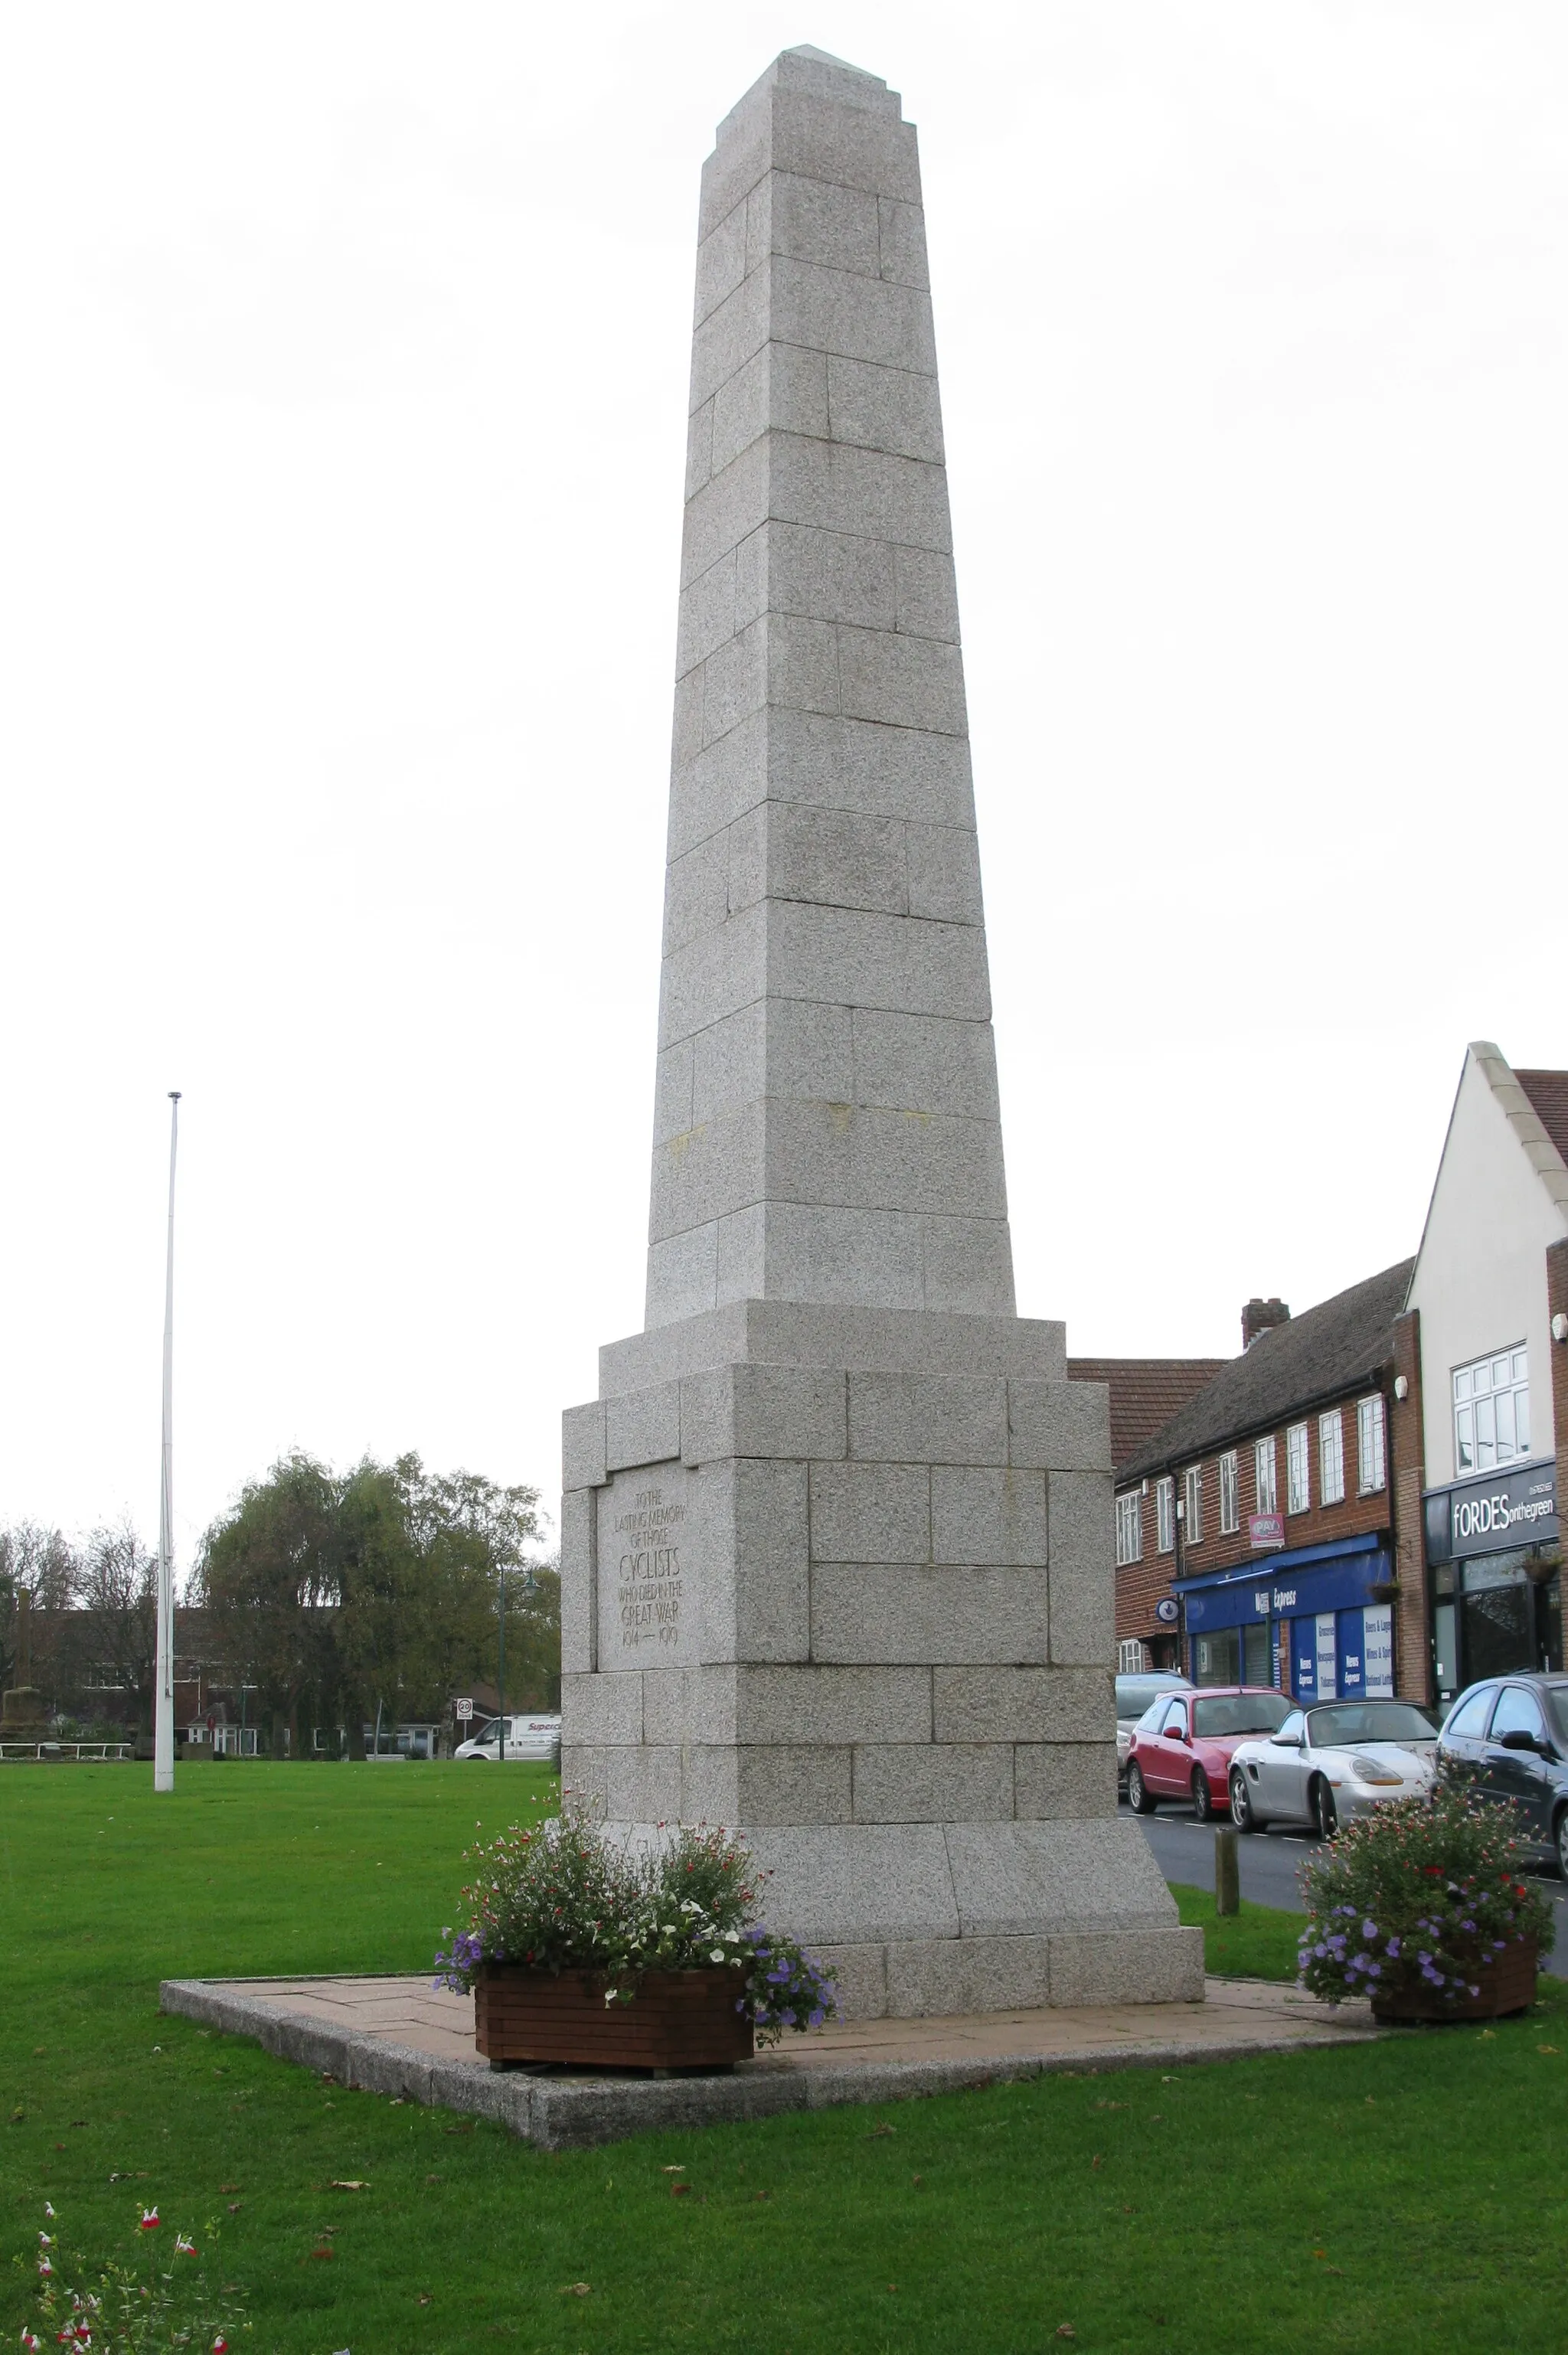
154, 1092, 181, 1795
497, 1565, 506, 1764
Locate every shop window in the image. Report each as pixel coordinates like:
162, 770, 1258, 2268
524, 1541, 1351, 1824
1453, 1347, 1530, 1473
1115, 1491, 1142, 1567
1155, 1477, 1174, 1554
1219, 1451, 1240, 1534
1287, 1422, 1310, 1514
1254, 1436, 1277, 1516
1320, 1409, 1345, 1505
1184, 1465, 1203, 1544
1194, 1631, 1240, 1686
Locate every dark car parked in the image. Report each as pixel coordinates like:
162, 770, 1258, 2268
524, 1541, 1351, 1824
1436, 1673, 1568, 1877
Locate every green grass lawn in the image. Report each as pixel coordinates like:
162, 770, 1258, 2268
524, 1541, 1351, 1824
4, 1764, 1566, 2354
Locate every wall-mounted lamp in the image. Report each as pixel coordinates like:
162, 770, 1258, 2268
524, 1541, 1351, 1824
1393, 1374, 1410, 1402
1553, 1311, 1568, 1344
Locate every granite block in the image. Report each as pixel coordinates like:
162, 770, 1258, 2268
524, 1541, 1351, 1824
847, 1370, 1008, 1465
877, 197, 929, 289
906, 825, 983, 924
893, 547, 960, 644
733, 1662, 932, 1744
825, 354, 944, 463
561, 1670, 643, 1748
700, 1457, 810, 1663
768, 89, 923, 208
641, 1664, 740, 1747
691, 998, 853, 1122
766, 707, 975, 828
770, 433, 952, 556
693, 201, 749, 327
661, 828, 730, 955
680, 1362, 848, 1465
850, 1008, 1000, 1121
733, 1743, 854, 1824
766, 902, 991, 1023
732, 1201, 927, 1313
645, 1223, 719, 1329
1047, 1471, 1115, 1667
1008, 1381, 1112, 1473
690, 266, 772, 412
1049, 1928, 1206, 2007
810, 1941, 888, 2020
606, 1745, 683, 1824
809, 1459, 929, 1562
701, 617, 769, 740
685, 397, 714, 499
559, 1488, 595, 1675
945, 1819, 1179, 1939
675, 549, 738, 679
603, 1302, 1067, 1395
838, 625, 967, 736
742, 1821, 957, 1943
851, 1742, 1013, 1822
933, 1665, 1113, 1744
760, 1099, 1006, 1222
1013, 1742, 1117, 1820
766, 170, 880, 274
756, 521, 897, 632
763, 799, 908, 913
811, 1564, 1047, 1664
604, 1382, 681, 1473
930, 1465, 1048, 1566
885, 1935, 1052, 2017
712, 343, 828, 477
562, 1400, 607, 1492
667, 710, 769, 860
648, 1101, 766, 1243
560, 1744, 612, 1818
919, 1216, 1017, 1318
658, 902, 767, 1048
770, 256, 936, 376
680, 436, 769, 588
652, 1039, 694, 1145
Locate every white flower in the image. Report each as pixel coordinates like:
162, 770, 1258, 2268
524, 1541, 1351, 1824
724, 1930, 739, 1943
710, 1948, 726, 1962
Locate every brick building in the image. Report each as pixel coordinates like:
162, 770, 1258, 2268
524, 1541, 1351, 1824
1112, 1261, 1419, 1701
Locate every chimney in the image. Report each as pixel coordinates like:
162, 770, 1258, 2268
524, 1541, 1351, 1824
1243, 1297, 1290, 1350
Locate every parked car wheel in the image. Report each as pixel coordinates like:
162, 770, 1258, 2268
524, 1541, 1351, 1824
1311, 1777, 1338, 1841
1230, 1770, 1256, 1832
1190, 1767, 1214, 1823
1127, 1762, 1155, 1814
1555, 1807, 1568, 1882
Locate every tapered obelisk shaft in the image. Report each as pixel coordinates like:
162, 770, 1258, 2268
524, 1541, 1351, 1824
648, 47, 1013, 1331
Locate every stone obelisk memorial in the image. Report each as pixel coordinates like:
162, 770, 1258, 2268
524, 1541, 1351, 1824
561, 47, 1201, 2018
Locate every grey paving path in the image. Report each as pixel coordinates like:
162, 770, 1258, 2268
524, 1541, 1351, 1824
160, 1972, 1380, 2151
1121, 1801, 1568, 1975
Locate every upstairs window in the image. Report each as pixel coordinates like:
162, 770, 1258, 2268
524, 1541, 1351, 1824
1115, 1491, 1143, 1567
1254, 1436, 1277, 1517
1320, 1409, 1345, 1504
1155, 1476, 1175, 1554
1454, 1347, 1530, 1473
1219, 1450, 1240, 1534
1357, 1393, 1387, 1494
1184, 1465, 1203, 1545
1286, 1422, 1310, 1514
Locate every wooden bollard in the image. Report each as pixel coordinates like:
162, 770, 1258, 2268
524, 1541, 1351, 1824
1214, 1825, 1240, 1917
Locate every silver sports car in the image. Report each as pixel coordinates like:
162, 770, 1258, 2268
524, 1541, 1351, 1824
1228, 1700, 1439, 1838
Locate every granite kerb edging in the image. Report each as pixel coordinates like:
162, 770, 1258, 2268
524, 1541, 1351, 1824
160, 1978, 1384, 2153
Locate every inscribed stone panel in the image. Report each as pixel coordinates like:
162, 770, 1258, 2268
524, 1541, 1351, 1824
595, 1464, 700, 1667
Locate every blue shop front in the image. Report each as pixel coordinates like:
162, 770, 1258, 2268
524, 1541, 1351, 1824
1172, 1533, 1396, 1702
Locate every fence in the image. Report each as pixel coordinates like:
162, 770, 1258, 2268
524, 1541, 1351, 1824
0, 1741, 135, 1763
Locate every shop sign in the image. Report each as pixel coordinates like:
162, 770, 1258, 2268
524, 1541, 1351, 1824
1155, 1597, 1179, 1624
1424, 1459, 1557, 1561
1249, 1512, 1285, 1550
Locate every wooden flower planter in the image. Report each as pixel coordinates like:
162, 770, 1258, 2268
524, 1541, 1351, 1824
474, 1962, 753, 2070
1370, 1937, 1537, 2025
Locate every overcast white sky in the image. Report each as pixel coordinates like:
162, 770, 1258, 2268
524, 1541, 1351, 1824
2, 2, 1564, 1573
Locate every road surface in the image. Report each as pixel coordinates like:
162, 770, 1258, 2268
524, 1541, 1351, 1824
1120, 1798, 1568, 1977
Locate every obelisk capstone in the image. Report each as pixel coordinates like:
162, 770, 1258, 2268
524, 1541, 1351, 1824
560, 46, 1201, 2017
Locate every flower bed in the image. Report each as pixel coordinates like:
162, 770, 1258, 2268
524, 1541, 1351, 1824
434, 1803, 835, 2067
1296, 1764, 1552, 2021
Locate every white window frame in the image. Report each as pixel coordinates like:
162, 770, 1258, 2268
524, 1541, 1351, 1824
1219, 1450, 1240, 1534
1155, 1476, 1175, 1554
1253, 1435, 1277, 1517
1117, 1638, 1148, 1674
1286, 1422, 1310, 1515
1320, 1409, 1344, 1505
1115, 1490, 1143, 1567
1357, 1393, 1387, 1495
1184, 1464, 1203, 1545
1452, 1345, 1530, 1475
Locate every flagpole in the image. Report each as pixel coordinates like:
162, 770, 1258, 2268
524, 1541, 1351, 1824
154, 1091, 181, 1795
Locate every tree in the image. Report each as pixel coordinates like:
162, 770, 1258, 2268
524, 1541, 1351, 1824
193, 1451, 547, 1753
69, 1521, 159, 1730
0, 1523, 80, 1697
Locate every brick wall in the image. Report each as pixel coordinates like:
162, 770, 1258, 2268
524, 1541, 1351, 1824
1390, 1308, 1429, 1703
1550, 1236, 1568, 1512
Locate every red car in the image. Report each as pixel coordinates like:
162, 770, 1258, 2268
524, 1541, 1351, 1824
1125, 1686, 1293, 1822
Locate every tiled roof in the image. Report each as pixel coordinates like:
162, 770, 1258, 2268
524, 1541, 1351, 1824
1116, 1259, 1415, 1484
1516, 1070, 1568, 1166
1067, 1358, 1230, 1474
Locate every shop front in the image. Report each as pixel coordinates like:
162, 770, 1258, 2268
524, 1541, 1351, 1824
1174, 1534, 1396, 1703
1423, 1457, 1560, 1709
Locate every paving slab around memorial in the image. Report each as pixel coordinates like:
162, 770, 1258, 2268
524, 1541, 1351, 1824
160, 1973, 1381, 2151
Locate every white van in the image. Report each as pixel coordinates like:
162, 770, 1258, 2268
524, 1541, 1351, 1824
453, 1713, 561, 1764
